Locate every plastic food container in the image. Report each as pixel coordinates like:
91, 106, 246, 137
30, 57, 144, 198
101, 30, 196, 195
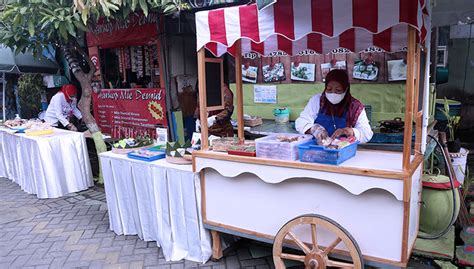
127, 150, 166, 162
255, 133, 312, 161
227, 144, 256, 157
273, 108, 290, 124
212, 137, 254, 152
298, 140, 359, 165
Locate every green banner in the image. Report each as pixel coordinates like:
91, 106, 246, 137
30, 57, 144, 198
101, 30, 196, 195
257, 0, 277, 10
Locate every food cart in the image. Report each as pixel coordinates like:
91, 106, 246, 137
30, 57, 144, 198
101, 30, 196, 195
193, 0, 430, 268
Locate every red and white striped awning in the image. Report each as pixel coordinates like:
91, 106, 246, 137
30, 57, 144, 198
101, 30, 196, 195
195, 0, 430, 57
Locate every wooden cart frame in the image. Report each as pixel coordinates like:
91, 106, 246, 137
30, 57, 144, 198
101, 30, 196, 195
192, 1, 431, 268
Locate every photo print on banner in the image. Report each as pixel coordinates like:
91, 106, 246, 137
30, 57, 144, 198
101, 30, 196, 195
242, 62, 258, 83
387, 59, 407, 81
262, 63, 286, 83
321, 60, 346, 81
352, 54, 379, 81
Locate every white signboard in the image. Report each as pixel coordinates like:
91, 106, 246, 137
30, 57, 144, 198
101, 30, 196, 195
254, 85, 277, 104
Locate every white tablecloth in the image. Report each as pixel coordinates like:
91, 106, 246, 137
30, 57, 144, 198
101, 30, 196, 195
99, 151, 212, 263
0, 127, 93, 198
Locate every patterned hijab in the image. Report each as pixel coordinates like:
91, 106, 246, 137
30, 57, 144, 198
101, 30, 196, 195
320, 69, 365, 127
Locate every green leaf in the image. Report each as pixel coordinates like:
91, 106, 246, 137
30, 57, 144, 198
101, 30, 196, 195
119, 140, 127, 148
131, 0, 138, 11
163, 3, 177, 14
58, 23, 68, 40
13, 13, 22, 25
139, 0, 148, 16
81, 8, 89, 25
13, 33, 21, 42
28, 21, 35, 37
98, 0, 111, 17
122, 5, 131, 18
65, 22, 76, 37
73, 21, 88, 32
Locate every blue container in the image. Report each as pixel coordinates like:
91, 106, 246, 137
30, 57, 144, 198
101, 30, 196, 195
298, 140, 359, 165
147, 145, 166, 152
127, 151, 166, 162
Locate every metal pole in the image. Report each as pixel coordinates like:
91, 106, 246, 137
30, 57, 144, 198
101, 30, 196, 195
421, 2, 432, 154
2, 72, 5, 122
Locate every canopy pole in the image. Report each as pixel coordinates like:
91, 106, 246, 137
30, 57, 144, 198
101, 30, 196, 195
414, 46, 423, 155
421, 12, 432, 154
197, 48, 209, 150
2, 72, 5, 122
400, 26, 417, 264
234, 40, 244, 142
402, 27, 417, 172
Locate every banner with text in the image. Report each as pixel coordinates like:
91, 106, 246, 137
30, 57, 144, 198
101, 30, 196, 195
93, 88, 167, 139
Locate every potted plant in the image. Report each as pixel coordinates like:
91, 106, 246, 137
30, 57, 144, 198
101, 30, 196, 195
438, 98, 469, 184
438, 97, 461, 153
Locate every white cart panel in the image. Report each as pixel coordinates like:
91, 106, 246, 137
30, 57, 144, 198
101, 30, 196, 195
195, 156, 405, 200
408, 166, 423, 255
202, 168, 404, 262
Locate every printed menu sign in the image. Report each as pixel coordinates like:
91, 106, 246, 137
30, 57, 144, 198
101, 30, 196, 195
93, 88, 167, 138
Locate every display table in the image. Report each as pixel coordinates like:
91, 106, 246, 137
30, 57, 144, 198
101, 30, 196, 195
99, 151, 211, 263
0, 127, 93, 198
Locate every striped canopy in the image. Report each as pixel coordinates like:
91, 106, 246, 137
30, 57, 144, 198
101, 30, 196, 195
196, 0, 430, 56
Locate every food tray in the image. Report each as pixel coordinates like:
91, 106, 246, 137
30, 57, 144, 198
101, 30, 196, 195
127, 150, 166, 162
25, 129, 54, 136
298, 140, 359, 165
212, 137, 254, 152
165, 155, 193, 165
244, 116, 263, 127
227, 150, 256, 157
255, 133, 312, 161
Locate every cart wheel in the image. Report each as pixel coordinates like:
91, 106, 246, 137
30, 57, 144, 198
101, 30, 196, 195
273, 214, 363, 269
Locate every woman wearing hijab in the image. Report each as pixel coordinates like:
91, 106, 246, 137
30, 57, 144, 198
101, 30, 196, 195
295, 69, 373, 145
44, 84, 82, 131
194, 84, 234, 137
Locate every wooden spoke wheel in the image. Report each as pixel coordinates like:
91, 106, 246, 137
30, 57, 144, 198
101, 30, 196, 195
273, 214, 363, 269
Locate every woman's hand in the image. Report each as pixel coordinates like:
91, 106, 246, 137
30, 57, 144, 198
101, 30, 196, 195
331, 127, 354, 139
310, 124, 331, 146
67, 123, 78, 132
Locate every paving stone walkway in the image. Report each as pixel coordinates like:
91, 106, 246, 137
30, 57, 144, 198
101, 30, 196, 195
0, 178, 276, 269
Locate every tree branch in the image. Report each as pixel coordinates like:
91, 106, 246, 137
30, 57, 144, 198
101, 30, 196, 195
70, 38, 96, 80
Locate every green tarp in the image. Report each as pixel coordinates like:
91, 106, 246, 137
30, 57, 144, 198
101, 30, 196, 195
230, 83, 408, 125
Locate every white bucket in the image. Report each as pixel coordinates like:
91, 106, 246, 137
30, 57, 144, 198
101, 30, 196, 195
450, 148, 469, 184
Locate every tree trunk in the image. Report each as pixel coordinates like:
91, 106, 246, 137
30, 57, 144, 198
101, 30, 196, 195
63, 43, 107, 183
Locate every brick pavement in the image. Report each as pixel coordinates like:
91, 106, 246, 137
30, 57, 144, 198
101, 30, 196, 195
0, 178, 277, 269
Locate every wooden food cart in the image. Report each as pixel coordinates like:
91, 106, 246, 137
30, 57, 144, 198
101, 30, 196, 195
193, 1, 431, 268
